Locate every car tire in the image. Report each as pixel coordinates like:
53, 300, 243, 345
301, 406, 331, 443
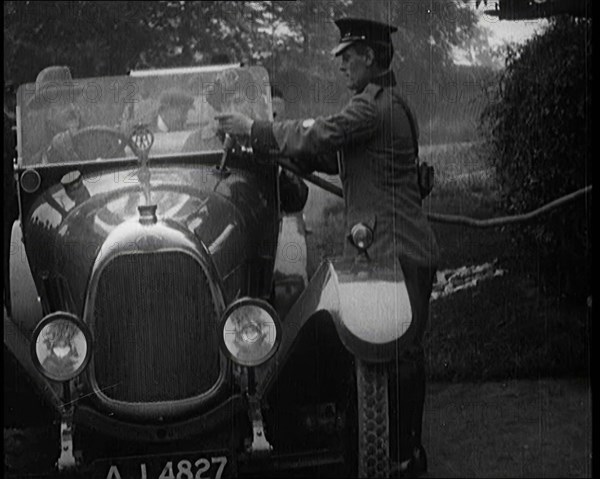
355, 359, 391, 478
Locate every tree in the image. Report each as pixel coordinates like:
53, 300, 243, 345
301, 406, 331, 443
262, 0, 481, 129
4, 1, 481, 138
4, 1, 282, 83
453, 23, 506, 70
481, 15, 592, 300
4, 1, 478, 85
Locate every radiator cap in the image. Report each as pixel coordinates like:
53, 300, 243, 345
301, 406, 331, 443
138, 204, 158, 225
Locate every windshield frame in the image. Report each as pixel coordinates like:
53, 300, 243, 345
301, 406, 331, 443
16, 65, 274, 169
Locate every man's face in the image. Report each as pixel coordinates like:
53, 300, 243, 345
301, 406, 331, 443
339, 45, 372, 92
161, 105, 189, 131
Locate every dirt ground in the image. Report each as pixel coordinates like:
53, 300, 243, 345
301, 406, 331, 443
422, 377, 592, 478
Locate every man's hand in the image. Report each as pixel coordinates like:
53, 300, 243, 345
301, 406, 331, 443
215, 113, 254, 136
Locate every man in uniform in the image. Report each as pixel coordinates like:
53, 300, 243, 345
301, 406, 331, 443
216, 18, 439, 476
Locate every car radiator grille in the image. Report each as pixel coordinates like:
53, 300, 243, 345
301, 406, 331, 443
93, 252, 220, 402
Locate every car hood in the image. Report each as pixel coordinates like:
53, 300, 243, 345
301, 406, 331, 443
22, 164, 276, 321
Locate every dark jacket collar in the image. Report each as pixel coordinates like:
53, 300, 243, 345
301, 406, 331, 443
370, 69, 397, 88
356, 70, 397, 93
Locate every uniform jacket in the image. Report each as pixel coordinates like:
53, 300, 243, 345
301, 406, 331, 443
251, 70, 439, 268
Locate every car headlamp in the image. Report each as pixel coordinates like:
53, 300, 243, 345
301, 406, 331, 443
350, 223, 373, 251
31, 312, 92, 382
220, 298, 281, 367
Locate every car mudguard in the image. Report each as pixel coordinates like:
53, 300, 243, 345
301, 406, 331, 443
5, 221, 63, 413
255, 257, 415, 398
8, 221, 43, 332
272, 212, 309, 317
4, 309, 64, 413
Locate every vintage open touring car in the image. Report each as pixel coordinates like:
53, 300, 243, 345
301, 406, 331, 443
5, 64, 418, 478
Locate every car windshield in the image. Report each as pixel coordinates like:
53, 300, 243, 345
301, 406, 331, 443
17, 66, 271, 167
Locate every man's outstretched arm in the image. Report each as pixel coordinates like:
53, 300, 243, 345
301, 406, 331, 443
216, 85, 379, 159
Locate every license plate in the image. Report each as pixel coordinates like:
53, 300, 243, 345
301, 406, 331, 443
94, 450, 232, 479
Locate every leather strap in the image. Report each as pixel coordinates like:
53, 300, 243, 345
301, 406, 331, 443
395, 95, 419, 161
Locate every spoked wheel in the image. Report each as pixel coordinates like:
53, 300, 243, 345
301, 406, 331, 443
355, 359, 391, 478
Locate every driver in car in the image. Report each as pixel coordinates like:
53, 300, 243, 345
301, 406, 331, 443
41, 102, 84, 163
24, 66, 85, 164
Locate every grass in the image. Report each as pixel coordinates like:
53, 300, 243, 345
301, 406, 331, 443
423, 377, 592, 477
304, 141, 590, 381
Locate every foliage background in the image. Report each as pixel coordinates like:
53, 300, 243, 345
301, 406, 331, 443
4, 0, 495, 144
481, 16, 592, 302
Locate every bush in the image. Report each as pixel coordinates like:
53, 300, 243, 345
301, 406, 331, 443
481, 16, 592, 302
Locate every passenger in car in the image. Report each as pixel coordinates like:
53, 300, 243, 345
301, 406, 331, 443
121, 87, 196, 135
181, 70, 248, 152
153, 88, 195, 132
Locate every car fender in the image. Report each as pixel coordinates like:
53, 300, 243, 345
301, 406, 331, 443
8, 220, 43, 332
256, 258, 415, 398
4, 308, 64, 413
5, 221, 63, 411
